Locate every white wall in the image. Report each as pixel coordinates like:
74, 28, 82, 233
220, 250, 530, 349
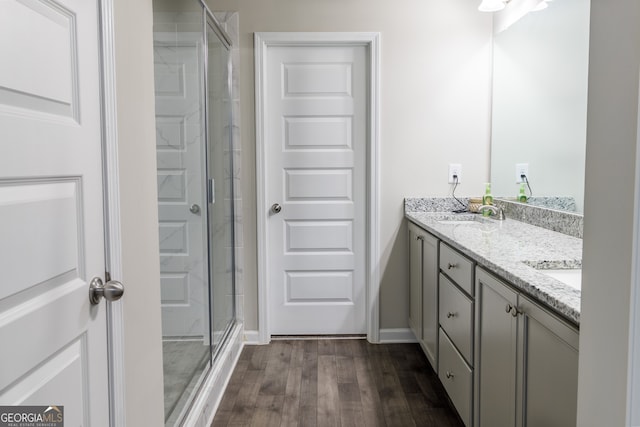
577, 0, 640, 425
113, 0, 165, 425
206, 0, 493, 331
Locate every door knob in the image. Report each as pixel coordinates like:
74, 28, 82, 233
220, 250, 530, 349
271, 203, 282, 214
190, 203, 201, 214
89, 277, 125, 305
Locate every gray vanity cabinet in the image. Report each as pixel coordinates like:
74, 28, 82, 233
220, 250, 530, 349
519, 296, 579, 427
475, 267, 579, 427
438, 242, 475, 427
408, 221, 439, 369
475, 268, 519, 427
408, 224, 422, 341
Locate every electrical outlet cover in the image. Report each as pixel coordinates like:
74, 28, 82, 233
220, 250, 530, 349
516, 163, 529, 183
448, 163, 462, 184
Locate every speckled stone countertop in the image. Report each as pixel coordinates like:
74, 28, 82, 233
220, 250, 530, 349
406, 211, 582, 325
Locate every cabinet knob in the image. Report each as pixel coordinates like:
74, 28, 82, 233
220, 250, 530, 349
416, 235, 424, 241
447, 263, 457, 270
506, 304, 522, 317
446, 312, 456, 319
446, 371, 455, 379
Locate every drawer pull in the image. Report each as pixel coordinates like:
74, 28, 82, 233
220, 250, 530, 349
446, 371, 455, 379
446, 312, 456, 319
447, 262, 457, 270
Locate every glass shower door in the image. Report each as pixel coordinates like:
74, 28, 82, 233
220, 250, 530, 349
205, 19, 236, 358
153, 2, 237, 425
153, 3, 210, 425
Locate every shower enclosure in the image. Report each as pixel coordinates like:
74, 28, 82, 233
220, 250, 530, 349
152, 1, 238, 424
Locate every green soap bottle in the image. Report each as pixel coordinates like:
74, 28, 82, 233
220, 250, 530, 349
518, 183, 528, 203
482, 183, 493, 216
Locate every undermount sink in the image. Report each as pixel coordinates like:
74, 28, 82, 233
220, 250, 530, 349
436, 214, 487, 225
522, 260, 582, 290
437, 220, 479, 225
540, 269, 582, 290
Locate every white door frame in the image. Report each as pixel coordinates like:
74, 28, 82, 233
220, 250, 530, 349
254, 32, 381, 344
99, 0, 126, 425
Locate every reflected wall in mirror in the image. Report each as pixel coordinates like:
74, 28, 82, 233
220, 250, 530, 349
490, 0, 590, 213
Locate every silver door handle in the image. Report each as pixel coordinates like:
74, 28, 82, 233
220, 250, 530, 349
190, 204, 201, 214
89, 277, 125, 305
271, 203, 282, 214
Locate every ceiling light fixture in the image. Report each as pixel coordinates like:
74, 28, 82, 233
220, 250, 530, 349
478, 0, 507, 12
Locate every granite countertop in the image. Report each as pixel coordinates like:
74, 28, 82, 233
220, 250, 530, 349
406, 211, 582, 324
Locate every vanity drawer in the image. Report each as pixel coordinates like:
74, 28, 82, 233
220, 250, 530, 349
440, 243, 474, 295
439, 273, 474, 364
439, 329, 473, 427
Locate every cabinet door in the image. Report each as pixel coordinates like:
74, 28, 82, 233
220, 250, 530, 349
519, 297, 579, 427
408, 223, 423, 342
422, 231, 439, 368
476, 268, 519, 427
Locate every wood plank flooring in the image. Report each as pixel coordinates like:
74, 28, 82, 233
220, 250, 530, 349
212, 339, 464, 427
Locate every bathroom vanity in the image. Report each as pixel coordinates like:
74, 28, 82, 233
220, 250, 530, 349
406, 198, 582, 427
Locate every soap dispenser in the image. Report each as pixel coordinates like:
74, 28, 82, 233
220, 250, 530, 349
482, 182, 493, 216
518, 183, 528, 203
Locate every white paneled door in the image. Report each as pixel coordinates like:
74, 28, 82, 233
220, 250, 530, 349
154, 38, 208, 338
265, 44, 367, 334
0, 0, 110, 425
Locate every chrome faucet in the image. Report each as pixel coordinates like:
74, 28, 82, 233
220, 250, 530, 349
479, 205, 506, 221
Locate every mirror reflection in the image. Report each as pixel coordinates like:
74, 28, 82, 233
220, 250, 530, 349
490, 0, 590, 213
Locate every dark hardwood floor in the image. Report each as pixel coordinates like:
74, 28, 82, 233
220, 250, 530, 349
211, 339, 464, 427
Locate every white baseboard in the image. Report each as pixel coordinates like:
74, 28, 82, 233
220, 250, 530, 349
243, 329, 262, 345
181, 322, 244, 427
379, 328, 418, 343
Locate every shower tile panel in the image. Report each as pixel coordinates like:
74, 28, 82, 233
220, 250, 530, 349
157, 169, 187, 203
284, 116, 352, 150
160, 273, 190, 305
154, 61, 186, 98
285, 169, 353, 201
0, 0, 78, 119
285, 271, 353, 303
285, 220, 353, 252
156, 115, 186, 150
159, 221, 189, 255
0, 337, 87, 426
283, 62, 352, 97
0, 180, 79, 301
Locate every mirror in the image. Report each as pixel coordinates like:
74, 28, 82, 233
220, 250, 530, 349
490, 0, 590, 213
